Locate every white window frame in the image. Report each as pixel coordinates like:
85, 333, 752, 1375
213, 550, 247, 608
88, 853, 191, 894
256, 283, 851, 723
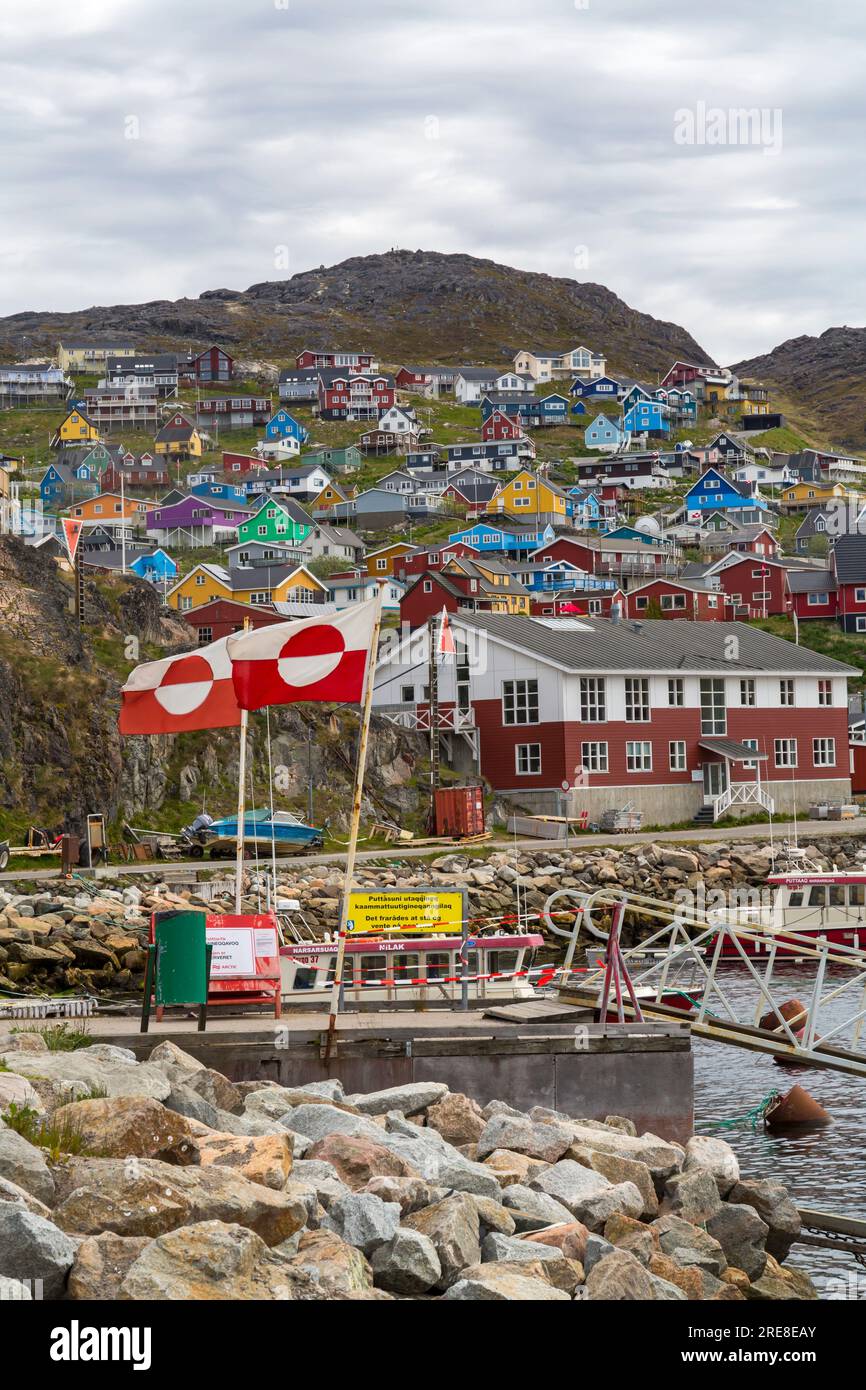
774, 738, 798, 769
581, 741, 608, 773
812, 737, 836, 768
669, 740, 687, 772
515, 743, 542, 776
626, 740, 652, 773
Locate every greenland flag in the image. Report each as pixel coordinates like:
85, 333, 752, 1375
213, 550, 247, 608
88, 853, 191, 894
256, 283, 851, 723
227, 600, 377, 711
119, 636, 242, 734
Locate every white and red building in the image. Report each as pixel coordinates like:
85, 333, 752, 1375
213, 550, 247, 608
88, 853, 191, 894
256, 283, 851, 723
374, 613, 855, 824
298, 349, 377, 372
317, 370, 395, 421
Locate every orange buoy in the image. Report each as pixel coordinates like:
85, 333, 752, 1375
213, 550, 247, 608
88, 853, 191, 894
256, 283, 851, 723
759, 998, 808, 1035
765, 1084, 831, 1128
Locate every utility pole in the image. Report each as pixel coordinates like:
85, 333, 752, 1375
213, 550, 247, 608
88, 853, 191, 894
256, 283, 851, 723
427, 614, 441, 821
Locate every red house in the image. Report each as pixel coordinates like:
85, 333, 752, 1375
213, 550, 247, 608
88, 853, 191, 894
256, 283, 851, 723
529, 587, 624, 618
831, 534, 866, 633
710, 555, 792, 618
180, 598, 285, 644
297, 349, 375, 372
102, 453, 169, 490
178, 345, 235, 383
222, 451, 269, 475
481, 410, 525, 443
622, 578, 731, 621
395, 541, 479, 583
786, 570, 838, 621
317, 370, 395, 421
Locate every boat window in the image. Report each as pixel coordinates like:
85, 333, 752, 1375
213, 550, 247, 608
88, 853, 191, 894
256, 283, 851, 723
828, 885, 846, 907
851, 885, 866, 907
359, 955, 381, 983
326, 958, 354, 985
292, 967, 317, 990
394, 954, 419, 984
487, 950, 518, 978
787, 891, 805, 907
426, 952, 452, 980
807, 887, 828, 907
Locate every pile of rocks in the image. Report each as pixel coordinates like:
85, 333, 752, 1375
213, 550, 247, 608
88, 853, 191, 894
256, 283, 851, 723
1, 833, 862, 996
0, 1035, 815, 1301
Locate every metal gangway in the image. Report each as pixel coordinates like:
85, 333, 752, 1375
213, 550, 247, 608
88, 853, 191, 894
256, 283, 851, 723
543, 885, 866, 1077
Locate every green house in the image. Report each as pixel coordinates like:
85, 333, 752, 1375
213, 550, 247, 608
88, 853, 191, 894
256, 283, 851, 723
236, 496, 313, 546
304, 445, 362, 474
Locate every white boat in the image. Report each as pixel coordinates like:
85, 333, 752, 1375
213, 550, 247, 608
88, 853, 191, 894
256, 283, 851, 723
279, 930, 544, 1007
708, 848, 866, 957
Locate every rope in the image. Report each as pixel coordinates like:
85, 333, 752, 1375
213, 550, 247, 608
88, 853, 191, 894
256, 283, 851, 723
704, 1090, 780, 1133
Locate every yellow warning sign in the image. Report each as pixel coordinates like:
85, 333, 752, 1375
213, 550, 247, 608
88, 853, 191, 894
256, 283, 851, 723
346, 889, 465, 935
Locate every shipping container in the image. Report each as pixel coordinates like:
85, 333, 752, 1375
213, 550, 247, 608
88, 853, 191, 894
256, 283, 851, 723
434, 785, 485, 838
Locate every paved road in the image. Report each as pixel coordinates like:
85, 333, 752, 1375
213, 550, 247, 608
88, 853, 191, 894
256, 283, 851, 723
1, 817, 863, 884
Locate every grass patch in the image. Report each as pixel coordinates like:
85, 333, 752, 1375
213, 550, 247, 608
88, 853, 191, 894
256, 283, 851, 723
10, 1022, 93, 1051
1, 1102, 91, 1159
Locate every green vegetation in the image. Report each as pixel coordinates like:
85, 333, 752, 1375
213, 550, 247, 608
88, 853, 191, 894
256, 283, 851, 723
1, 1102, 91, 1160
11, 1021, 93, 1051
749, 617, 866, 691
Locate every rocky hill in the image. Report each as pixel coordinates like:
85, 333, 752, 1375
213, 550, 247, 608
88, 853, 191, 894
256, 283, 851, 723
0, 539, 425, 843
0, 250, 712, 380
733, 326, 866, 449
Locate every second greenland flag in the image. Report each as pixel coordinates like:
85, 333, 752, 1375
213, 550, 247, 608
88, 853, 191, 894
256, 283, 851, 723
227, 598, 378, 711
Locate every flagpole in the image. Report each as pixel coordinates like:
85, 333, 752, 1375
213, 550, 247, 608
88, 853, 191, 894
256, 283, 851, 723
234, 617, 252, 914
325, 583, 385, 1059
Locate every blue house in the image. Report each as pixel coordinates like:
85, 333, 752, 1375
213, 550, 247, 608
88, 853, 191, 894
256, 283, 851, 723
480, 394, 569, 428
656, 386, 697, 424
570, 375, 621, 400
570, 400, 587, 415
568, 488, 617, 530
448, 521, 556, 556
264, 409, 309, 445
584, 414, 626, 452
622, 400, 670, 436
685, 467, 770, 523
620, 383, 654, 412
601, 524, 665, 547
129, 548, 178, 584
39, 461, 99, 508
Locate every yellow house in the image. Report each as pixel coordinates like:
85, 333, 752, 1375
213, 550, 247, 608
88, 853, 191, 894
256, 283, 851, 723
442, 556, 531, 615
154, 412, 203, 460
54, 408, 101, 446
58, 341, 137, 373
312, 482, 350, 512
779, 481, 852, 512
167, 562, 328, 613
365, 541, 415, 576
491, 469, 569, 521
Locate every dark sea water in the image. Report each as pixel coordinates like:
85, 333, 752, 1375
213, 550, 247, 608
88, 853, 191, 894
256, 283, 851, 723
692, 962, 866, 1299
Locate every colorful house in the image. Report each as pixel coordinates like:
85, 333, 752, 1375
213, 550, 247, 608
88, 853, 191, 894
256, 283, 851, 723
146, 497, 252, 547
129, 548, 178, 585
584, 414, 626, 452
447, 522, 556, 556
154, 413, 203, 460
68, 493, 150, 526
53, 408, 100, 446
490, 469, 571, 522
364, 541, 417, 577
622, 400, 669, 437
166, 561, 328, 613
263, 409, 309, 445
235, 496, 314, 548
571, 376, 621, 400
685, 468, 770, 524
481, 409, 525, 443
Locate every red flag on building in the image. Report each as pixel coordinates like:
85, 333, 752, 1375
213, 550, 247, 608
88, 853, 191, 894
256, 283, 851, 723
226, 599, 378, 712
119, 636, 242, 734
437, 607, 456, 659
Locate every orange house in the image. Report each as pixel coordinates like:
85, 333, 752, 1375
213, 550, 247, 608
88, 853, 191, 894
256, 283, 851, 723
365, 541, 416, 576
68, 493, 150, 525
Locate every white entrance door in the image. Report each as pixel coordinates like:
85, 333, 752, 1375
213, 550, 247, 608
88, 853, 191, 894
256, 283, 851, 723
702, 761, 728, 805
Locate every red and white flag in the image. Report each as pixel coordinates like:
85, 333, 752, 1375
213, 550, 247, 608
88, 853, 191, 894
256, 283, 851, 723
119, 636, 242, 734
437, 607, 456, 659
227, 599, 378, 712
62, 518, 83, 565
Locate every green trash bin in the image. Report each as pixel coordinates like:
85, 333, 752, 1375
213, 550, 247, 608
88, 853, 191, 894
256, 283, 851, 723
141, 909, 213, 1033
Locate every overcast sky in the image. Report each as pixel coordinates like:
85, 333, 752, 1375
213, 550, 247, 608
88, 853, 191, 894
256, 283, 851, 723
1, 0, 863, 363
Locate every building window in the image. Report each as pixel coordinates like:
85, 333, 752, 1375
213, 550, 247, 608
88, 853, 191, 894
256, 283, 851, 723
818, 679, 833, 706
626, 740, 652, 772
579, 677, 606, 722
813, 737, 836, 767
668, 678, 684, 707
197, 627, 213, 643
669, 740, 687, 772
774, 738, 797, 768
660, 593, 686, 611
700, 678, 726, 735
400, 685, 414, 703
740, 738, 759, 770
502, 679, 539, 726
779, 679, 795, 707
625, 677, 650, 722
739, 678, 756, 707
515, 744, 541, 775
580, 741, 608, 773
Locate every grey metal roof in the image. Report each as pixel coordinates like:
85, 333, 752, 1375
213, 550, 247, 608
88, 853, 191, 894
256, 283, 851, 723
699, 737, 768, 761
786, 569, 836, 594
831, 533, 866, 583
453, 612, 859, 675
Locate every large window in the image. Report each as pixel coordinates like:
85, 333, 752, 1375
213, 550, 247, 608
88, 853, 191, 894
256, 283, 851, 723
625, 677, 650, 722
779, 679, 795, 707
581, 741, 608, 773
669, 741, 687, 772
579, 677, 606, 722
626, 741, 652, 773
774, 738, 798, 768
739, 678, 755, 707
668, 678, 684, 707
502, 679, 539, 726
818, 679, 833, 707
700, 678, 726, 735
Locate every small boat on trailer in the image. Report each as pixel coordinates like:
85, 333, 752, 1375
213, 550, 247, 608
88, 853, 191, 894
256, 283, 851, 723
279, 930, 545, 1007
203, 810, 324, 857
